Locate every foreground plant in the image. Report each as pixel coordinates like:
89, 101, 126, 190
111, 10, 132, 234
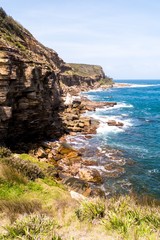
75, 198, 105, 222
0, 214, 62, 240
102, 195, 160, 239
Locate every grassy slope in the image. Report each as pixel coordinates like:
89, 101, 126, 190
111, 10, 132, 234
68, 63, 104, 77
0, 148, 160, 239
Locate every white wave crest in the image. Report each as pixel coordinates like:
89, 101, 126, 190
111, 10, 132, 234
94, 102, 133, 113
97, 122, 124, 134
116, 83, 160, 88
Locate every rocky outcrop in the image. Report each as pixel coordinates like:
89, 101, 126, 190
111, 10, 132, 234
60, 63, 113, 93
0, 8, 112, 144
0, 8, 69, 143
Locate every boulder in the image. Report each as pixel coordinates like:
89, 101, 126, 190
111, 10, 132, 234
105, 167, 125, 178
63, 177, 91, 196
107, 120, 124, 127
36, 147, 47, 158
78, 168, 102, 183
90, 188, 106, 198
58, 142, 77, 155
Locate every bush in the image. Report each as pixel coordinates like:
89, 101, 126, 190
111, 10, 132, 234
102, 195, 160, 238
0, 214, 62, 239
0, 163, 28, 185
76, 198, 105, 222
3, 157, 45, 180
0, 147, 12, 158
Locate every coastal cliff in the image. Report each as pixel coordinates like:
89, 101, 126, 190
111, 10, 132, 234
0, 8, 111, 144
60, 63, 112, 93
0, 8, 67, 143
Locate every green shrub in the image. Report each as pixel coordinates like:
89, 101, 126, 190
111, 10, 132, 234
0, 147, 12, 158
102, 195, 160, 238
3, 157, 45, 180
0, 214, 61, 239
0, 163, 28, 185
76, 198, 105, 222
15, 41, 26, 51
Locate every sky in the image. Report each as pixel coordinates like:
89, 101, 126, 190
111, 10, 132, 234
0, 0, 160, 79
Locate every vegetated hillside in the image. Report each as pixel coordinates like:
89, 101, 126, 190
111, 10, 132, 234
60, 63, 113, 91
0, 147, 160, 240
67, 63, 105, 78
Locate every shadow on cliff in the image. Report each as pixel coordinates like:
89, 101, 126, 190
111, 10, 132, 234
3, 63, 67, 150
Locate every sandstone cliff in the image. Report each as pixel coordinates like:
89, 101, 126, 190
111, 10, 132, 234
60, 63, 112, 93
0, 8, 68, 143
0, 8, 112, 144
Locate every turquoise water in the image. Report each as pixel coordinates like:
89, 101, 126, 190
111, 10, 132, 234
84, 80, 160, 198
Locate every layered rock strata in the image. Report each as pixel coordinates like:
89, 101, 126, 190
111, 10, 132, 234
0, 8, 68, 143
0, 8, 112, 144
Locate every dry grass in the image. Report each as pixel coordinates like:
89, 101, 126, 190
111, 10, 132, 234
0, 152, 160, 239
0, 199, 41, 214
0, 163, 28, 185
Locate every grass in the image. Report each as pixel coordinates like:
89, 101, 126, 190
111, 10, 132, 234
0, 214, 62, 240
0, 149, 160, 239
98, 77, 113, 86
102, 195, 160, 239
2, 156, 45, 180
66, 63, 104, 77
76, 198, 105, 222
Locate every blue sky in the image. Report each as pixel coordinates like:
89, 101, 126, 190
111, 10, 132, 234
1, 0, 160, 79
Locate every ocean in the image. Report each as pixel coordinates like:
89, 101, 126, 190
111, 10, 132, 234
80, 80, 160, 198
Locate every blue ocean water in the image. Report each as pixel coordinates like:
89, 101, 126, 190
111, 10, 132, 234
84, 80, 160, 198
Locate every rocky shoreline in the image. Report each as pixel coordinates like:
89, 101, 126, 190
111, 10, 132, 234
0, 8, 133, 198
21, 86, 133, 198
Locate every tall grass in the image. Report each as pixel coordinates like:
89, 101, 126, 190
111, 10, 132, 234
0, 214, 62, 240
0, 163, 28, 185
76, 198, 105, 222
75, 195, 160, 239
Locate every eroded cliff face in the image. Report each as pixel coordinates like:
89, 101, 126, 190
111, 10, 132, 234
60, 63, 112, 93
0, 8, 69, 143
0, 8, 111, 144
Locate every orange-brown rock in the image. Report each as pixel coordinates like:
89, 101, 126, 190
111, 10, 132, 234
63, 177, 91, 195
105, 167, 125, 178
36, 147, 47, 158
78, 168, 102, 183
57, 142, 78, 155
107, 120, 124, 127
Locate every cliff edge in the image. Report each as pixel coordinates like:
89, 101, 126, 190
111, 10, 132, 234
0, 8, 69, 143
60, 63, 113, 93
0, 8, 112, 144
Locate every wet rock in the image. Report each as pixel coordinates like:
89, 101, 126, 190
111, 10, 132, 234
63, 177, 91, 196
72, 100, 81, 108
78, 168, 102, 183
66, 151, 80, 159
104, 163, 120, 171
90, 188, 106, 198
107, 120, 124, 127
105, 167, 125, 178
82, 159, 98, 166
58, 142, 77, 155
54, 154, 63, 161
